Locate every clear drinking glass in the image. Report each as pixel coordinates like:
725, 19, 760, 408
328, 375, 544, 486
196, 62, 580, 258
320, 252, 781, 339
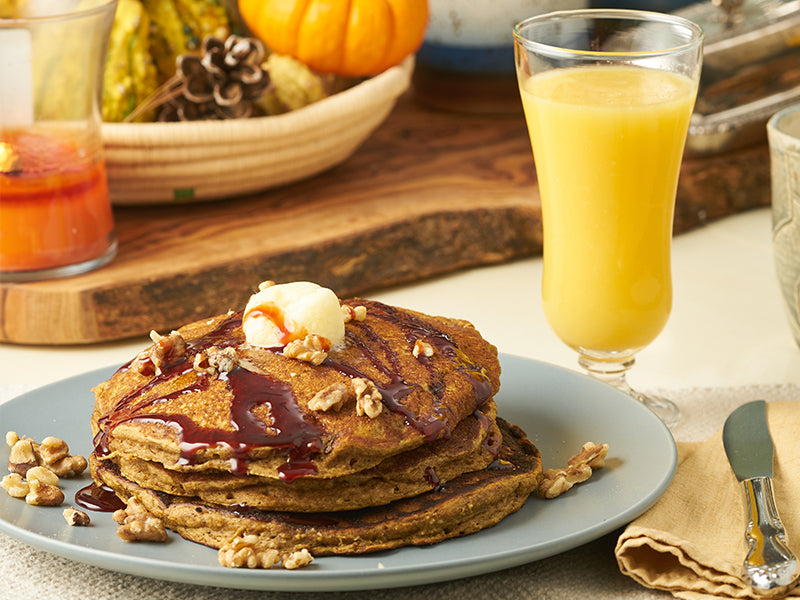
513, 10, 703, 426
0, 0, 118, 281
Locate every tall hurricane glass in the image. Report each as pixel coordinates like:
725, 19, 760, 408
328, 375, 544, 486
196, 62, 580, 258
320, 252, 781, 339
514, 10, 703, 426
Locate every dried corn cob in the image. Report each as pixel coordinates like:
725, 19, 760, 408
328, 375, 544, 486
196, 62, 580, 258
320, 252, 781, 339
102, 0, 158, 122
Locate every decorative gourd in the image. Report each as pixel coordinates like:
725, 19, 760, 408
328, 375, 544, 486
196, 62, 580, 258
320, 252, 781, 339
237, 0, 428, 77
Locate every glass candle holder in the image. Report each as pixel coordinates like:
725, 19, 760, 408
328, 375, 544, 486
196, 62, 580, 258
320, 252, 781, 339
0, 0, 118, 281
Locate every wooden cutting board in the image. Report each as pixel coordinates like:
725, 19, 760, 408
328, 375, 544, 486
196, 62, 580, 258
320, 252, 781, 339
0, 93, 770, 345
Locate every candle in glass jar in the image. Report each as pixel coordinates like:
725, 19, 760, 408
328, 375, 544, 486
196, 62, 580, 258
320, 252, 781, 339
0, 130, 114, 273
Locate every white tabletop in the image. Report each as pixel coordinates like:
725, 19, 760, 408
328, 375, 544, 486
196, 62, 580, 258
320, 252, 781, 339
1, 206, 797, 392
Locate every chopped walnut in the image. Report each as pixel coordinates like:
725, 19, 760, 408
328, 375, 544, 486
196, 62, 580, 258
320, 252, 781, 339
38, 437, 69, 465
218, 534, 281, 569
63, 507, 91, 526
114, 498, 168, 542
8, 438, 38, 476
283, 548, 314, 570
569, 441, 609, 469
25, 478, 65, 506
341, 305, 367, 323
353, 377, 383, 418
538, 442, 610, 499
412, 339, 434, 358
308, 383, 349, 412
538, 463, 593, 499
132, 330, 187, 376
283, 334, 330, 365
47, 454, 88, 478
7, 435, 86, 478
193, 345, 238, 376
5, 431, 20, 447
25, 466, 59, 487
1, 473, 29, 498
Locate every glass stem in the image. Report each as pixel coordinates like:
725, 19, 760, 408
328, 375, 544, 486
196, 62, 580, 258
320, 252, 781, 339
578, 352, 680, 427
578, 354, 635, 391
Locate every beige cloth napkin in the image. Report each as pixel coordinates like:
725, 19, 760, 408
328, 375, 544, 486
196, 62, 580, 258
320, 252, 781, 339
616, 401, 800, 600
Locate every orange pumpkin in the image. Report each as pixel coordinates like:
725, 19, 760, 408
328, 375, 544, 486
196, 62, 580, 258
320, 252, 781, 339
237, 0, 428, 77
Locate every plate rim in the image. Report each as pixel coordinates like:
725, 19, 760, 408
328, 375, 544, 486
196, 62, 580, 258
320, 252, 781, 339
0, 353, 677, 592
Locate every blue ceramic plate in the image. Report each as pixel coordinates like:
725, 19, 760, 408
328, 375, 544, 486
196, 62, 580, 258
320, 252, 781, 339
0, 353, 676, 591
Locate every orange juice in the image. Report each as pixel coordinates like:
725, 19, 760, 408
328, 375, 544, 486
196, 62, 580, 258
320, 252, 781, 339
0, 130, 114, 273
519, 65, 696, 353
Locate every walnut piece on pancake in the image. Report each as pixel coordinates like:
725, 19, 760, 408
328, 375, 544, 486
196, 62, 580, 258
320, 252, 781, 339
308, 382, 349, 412
341, 304, 367, 323
113, 497, 168, 543
354, 377, 382, 418
193, 345, 238, 376
412, 339, 434, 358
538, 442, 609, 499
307, 378, 383, 419
283, 333, 330, 365
132, 330, 187, 376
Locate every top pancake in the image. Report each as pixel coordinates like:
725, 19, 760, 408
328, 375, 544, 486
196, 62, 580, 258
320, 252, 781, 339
91, 299, 501, 480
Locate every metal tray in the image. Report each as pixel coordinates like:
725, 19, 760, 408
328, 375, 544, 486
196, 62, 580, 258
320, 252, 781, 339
677, 0, 800, 154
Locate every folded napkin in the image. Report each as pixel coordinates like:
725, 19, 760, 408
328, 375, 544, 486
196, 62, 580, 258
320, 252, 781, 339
616, 401, 800, 600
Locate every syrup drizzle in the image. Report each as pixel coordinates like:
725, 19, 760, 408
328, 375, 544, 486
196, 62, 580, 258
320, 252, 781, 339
93, 301, 494, 480
324, 300, 494, 442
94, 313, 324, 481
424, 465, 445, 492
362, 300, 494, 403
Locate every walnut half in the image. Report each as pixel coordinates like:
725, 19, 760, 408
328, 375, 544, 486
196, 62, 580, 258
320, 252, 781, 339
113, 497, 168, 542
283, 334, 330, 365
538, 442, 609, 499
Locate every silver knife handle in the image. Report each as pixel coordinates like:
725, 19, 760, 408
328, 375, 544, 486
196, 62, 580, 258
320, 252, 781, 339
742, 477, 798, 590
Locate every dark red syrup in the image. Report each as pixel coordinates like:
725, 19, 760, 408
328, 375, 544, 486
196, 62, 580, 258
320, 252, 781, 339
74, 482, 126, 512
93, 313, 324, 481
424, 465, 445, 492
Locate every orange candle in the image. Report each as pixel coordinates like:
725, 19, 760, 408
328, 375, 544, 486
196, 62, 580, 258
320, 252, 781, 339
0, 130, 115, 273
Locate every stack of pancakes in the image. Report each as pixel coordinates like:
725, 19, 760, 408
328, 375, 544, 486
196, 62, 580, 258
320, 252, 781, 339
90, 298, 542, 564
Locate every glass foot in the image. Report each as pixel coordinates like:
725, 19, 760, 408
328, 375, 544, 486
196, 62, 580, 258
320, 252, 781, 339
618, 383, 680, 428
578, 352, 680, 428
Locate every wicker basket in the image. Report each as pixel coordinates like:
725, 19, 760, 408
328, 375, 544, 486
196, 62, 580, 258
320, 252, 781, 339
101, 57, 413, 205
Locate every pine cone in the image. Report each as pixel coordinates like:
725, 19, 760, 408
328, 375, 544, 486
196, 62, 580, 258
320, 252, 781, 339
159, 35, 269, 121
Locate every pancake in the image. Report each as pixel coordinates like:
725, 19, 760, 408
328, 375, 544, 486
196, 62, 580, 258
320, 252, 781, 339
92, 418, 542, 557
105, 400, 501, 512
91, 299, 501, 481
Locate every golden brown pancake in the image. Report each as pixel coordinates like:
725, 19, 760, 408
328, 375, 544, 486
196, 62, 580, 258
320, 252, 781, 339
104, 401, 501, 512
92, 419, 542, 556
91, 299, 501, 481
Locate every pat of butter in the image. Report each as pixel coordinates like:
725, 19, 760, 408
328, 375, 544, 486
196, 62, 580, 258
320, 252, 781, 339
243, 281, 345, 349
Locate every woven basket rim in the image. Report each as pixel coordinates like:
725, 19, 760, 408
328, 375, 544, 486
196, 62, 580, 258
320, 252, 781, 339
101, 57, 414, 147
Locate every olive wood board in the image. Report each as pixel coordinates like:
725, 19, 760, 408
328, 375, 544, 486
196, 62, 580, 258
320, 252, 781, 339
0, 94, 770, 345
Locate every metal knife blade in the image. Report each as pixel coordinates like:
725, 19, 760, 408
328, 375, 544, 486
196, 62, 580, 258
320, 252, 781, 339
722, 400, 798, 591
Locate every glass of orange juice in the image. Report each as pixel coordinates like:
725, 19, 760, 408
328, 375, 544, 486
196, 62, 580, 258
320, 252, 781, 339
0, 0, 118, 281
513, 10, 703, 426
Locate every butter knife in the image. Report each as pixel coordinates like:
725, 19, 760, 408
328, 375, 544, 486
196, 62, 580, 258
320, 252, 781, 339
722, 400, 798, 591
